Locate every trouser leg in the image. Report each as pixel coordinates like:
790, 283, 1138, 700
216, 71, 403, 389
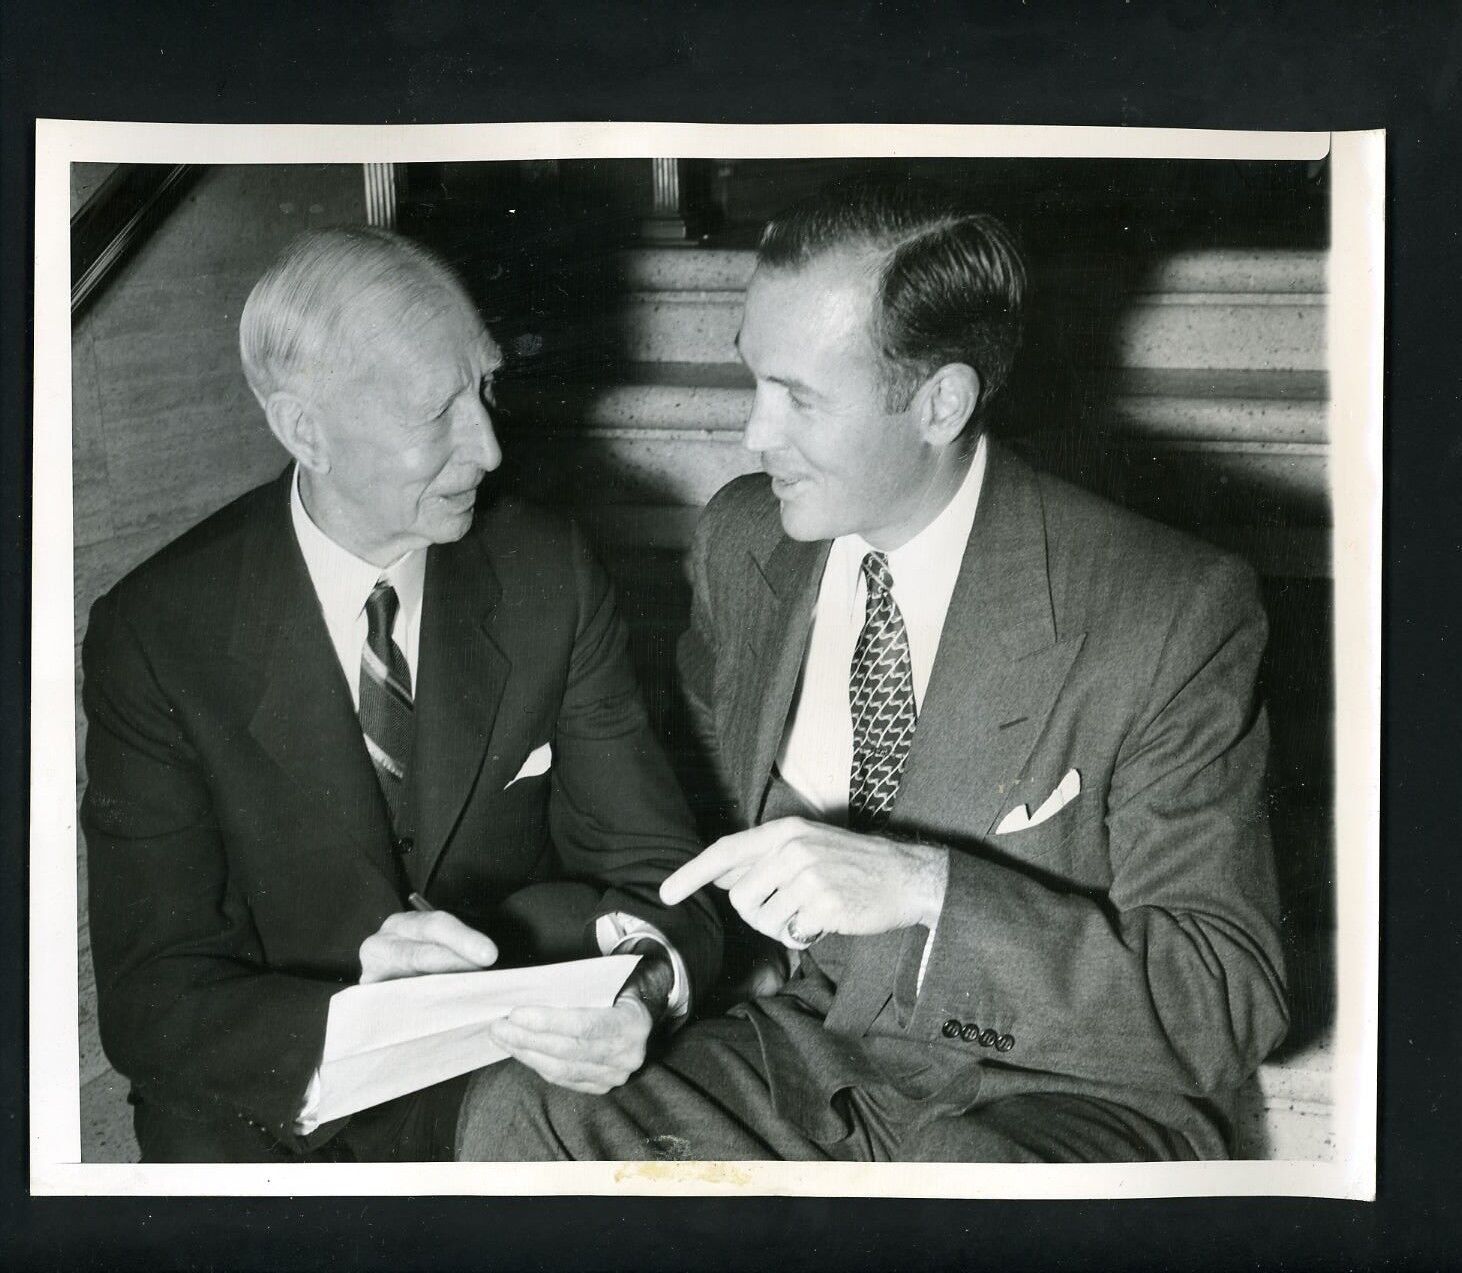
132, 1096, 295, 1163
895, 1092, 1203, 1163
456, 1016, 838, 1162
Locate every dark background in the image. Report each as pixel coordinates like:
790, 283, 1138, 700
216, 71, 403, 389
4, 1, 1459, 1269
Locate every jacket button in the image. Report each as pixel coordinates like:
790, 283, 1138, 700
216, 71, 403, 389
996, 1034, 1015, 1052
978, 1028, 999, 1048
960, 1023, 981, 1043
393, 836, 414, 856
942, 1018, 962, 1038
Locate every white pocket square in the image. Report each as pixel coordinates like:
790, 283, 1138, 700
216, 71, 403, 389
995, 768, 1081, 835
507, 742, 553, 788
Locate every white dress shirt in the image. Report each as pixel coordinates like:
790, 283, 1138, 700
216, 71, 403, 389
288, 468, 686, 1132
291, 466, 428, 707
774, 435, 988, 981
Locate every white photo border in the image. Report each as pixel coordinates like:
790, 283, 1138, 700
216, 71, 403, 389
30, 120, 1380, 1200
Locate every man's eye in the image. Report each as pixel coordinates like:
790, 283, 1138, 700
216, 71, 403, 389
480, 378, 497, 408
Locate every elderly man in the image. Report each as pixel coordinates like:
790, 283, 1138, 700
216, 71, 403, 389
458, 179, 1288, 1163
81, 227, 720, 1162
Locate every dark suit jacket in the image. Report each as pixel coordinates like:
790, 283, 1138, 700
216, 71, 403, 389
82, 467, 720, 1159
677, 442, 1288, 1156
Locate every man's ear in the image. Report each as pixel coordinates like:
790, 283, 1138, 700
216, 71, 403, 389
916, 363, 981, 448
263, 391, 331, 474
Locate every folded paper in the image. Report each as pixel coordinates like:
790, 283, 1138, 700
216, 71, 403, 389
313, 954, 639, 1124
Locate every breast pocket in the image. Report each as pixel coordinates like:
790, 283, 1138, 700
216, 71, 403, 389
989, 767, 1086, 873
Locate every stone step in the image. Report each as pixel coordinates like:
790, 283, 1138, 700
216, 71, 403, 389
75, 1047, 1332, 1163
81, 1065, 138, 1163
1236, 1029, 1336, 1160
74, 1022, 1333, 1163
78, 926, 109, 1088
589, 245, 1326, 370
603, 288, 1325, 370
506, 366, 1328, 445
500, 424, 1328, 525
616, 246, 1327, 296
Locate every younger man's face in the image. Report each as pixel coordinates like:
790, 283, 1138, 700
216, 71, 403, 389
735, 251, 940, 550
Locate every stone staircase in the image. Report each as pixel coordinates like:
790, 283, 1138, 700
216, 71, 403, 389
504, 245, 1329, 576
80, 239, 1336, 1162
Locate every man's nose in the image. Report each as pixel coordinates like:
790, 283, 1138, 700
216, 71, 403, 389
741, 387, 783, 454
459, 398, 503, 472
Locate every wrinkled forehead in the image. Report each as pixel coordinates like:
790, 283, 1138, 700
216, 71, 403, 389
304, 287, 499, 420
342, 278, 491, 360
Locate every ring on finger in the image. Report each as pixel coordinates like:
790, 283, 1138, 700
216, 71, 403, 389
784, 913, 822, 948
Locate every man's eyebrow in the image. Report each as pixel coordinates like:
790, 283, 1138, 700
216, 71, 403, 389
763, 369, 822, 398
733, 332, 820, 397
419, 350, 502, 416
423, 379, 473, 417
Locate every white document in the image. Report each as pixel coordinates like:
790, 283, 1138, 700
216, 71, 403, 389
313, 954, 640, 1124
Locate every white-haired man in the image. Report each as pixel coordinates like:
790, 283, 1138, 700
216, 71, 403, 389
81, 227, 721, 1161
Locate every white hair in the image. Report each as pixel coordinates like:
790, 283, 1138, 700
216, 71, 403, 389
239, 226, 477, 403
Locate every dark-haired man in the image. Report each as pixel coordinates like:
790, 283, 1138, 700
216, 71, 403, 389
81, 228, 720, 1161
459, 181, 1288, 1163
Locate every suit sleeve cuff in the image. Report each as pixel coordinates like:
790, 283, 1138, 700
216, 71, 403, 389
595, 912, 691, 1026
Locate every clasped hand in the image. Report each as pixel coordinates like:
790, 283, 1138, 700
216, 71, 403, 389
357, 909, 657, 1095
659, 817, 949, 946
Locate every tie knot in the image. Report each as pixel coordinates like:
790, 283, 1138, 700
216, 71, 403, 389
366, 580, 399, 641
860, 551, 895, 599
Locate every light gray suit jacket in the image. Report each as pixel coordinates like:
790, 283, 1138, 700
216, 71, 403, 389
677, 441, 1289, 1155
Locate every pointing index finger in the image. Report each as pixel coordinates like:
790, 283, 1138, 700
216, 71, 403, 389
659, 822, 790, 906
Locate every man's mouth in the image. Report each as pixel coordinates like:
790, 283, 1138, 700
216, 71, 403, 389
766, 472, 808, 497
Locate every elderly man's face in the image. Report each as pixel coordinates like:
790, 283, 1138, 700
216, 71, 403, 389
308, 294, 503, 563
736, 252, 939, 549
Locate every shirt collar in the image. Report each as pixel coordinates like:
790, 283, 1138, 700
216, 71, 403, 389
290, 465, 427, 621
842, 431, 988, 591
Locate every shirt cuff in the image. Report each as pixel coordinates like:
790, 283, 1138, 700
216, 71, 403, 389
595, 912, 691, 1026
294, 1070, 322, 1135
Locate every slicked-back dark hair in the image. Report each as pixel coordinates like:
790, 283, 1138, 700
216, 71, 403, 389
756, 178, 1027, 416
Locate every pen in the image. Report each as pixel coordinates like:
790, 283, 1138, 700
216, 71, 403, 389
407, 892, 435, 913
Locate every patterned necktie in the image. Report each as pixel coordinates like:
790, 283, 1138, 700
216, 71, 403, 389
359, 580, 414, 827
848, 551, 919, 832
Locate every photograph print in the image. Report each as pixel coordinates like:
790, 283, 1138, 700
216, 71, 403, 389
46, 132, 1367, 1189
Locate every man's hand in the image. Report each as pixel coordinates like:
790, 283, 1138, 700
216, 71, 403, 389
486, 948, 674, 1096
659, 817, 949, 946
358, 910, 499, 984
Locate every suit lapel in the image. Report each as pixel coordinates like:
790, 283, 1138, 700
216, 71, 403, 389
229, 471, 398, 886
731, 533, 830, 823
829, 444, 1086, 1036
895, 443, 1086, 841
410, 527, 510, 889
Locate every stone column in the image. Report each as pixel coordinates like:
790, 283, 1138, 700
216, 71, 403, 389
641, 158, 695, 241
363, 163, 405, 229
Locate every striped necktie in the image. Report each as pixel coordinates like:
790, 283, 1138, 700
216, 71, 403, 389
359, 580, 414, 827
848, 551, 918, 832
